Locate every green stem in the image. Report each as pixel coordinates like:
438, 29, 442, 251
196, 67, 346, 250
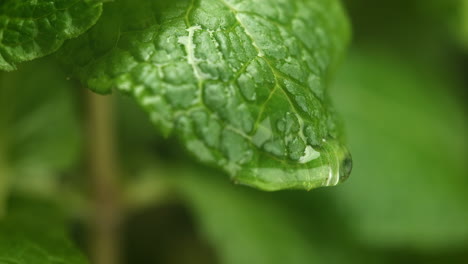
86, 91, 121, 264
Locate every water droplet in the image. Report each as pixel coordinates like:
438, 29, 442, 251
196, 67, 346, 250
237, 73, 257, 102
221, 129, 252, 164
339, 150, 353, 183
263, 138, 286, 157
304, 124, 322, 146
191, 110, 222, 148
298, 145, 320, 163
165, 83, 198, 108
236, 103, 255, 134
252, 117, 273, 147
307, 75, 324, 100
318, 139, 352, 186
287, 137, 307, 161
203, 82, 228, 109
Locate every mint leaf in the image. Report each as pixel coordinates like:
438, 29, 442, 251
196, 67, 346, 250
0, 0, 103, 71
330, 50, 468, 249
0, 198, 87, 264
0, 59, 81, 203
62, 0, 351, 191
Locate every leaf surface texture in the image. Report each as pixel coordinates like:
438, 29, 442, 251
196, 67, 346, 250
63, 0, 351, 190
0, 0, 103, 70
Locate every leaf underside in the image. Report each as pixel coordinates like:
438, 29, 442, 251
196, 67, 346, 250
0, 0, 103, 71
62, 0, 351, 191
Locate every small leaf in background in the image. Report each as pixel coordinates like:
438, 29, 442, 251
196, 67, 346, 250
0, 198, 88, 264
344, 0, 466, 54
330, 49, 468, 250
122, 154, 468, 264
0, 59, 81, 204
0, 0, 103, 71
61, 0, 352, 191
168, 165, 326, 264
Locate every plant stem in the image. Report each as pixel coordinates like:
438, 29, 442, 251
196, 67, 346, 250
86, 90, 121, 264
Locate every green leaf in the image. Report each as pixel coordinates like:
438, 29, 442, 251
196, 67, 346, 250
158, 162, 399, 264
0, 0, 103, 71
126, 158, 468, 264
0, 198, 87, 264
330, 49, 468, 250
346, 0, 466, 52
62, 0, 351, 191
0, 59, 81, 204
169, 166, 321, 264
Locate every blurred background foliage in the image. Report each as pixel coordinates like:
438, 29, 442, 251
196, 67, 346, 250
0, 0, 467, 263
0, 60, 82, 213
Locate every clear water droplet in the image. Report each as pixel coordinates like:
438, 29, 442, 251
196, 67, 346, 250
287, 137, 307, 161
263, 138, 286, 157
339, 149, 353, 183
317, 139, 352, 186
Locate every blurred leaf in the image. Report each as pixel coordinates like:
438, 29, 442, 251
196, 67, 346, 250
0, 0, 103, 71
171, 166, 322, 264
61, 0, 352, 191
154, 162, 399, 264
0, 59, 81, 202
330, 49, 468, 250
0, 198, 87, 264
346, 0, 458, 36
345, 0, 465, 54
123, 157, 468, 264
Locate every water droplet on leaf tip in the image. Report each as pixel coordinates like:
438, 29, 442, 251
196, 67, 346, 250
339, 151, 353, 183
